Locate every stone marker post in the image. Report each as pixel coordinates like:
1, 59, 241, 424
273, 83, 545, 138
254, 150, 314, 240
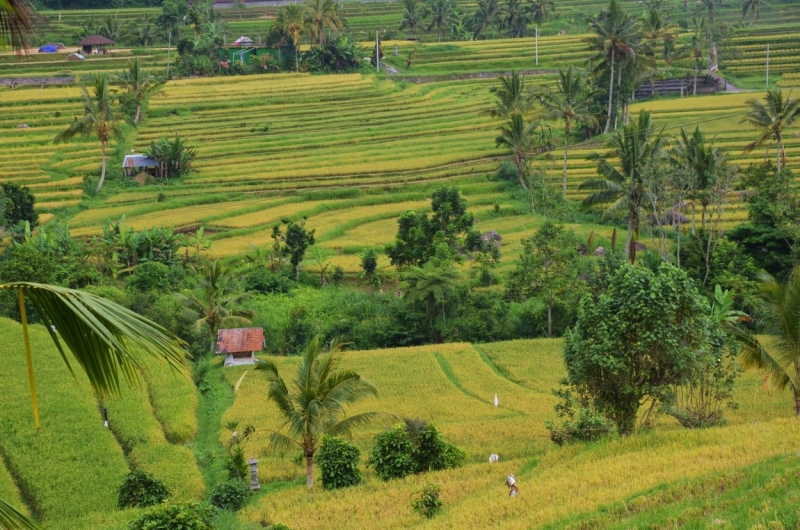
248, 458, 261, 491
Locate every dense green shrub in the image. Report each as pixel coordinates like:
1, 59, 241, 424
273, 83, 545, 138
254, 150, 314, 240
368, 424, 417, 481
244, 268, 293, 295
546, 407, 617, 446
0, 183, 38, 229
126, 262, 172, 293
118, 470, 170, 509
127, 501, 217, 530
316, 435, 362, 490
410, 483, 443, 519
413, 423, 466, 472
209, 480, 250, 512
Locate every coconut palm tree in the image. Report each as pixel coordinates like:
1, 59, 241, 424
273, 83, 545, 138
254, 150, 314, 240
425, 0, 455, 42
696, 0, 716, 20
0, 0, 32, 51
528, 0, 554, 65
687, 16, 710, 95
585, 0, 640, 133
471, 0, 501, 39
670, 125, 723, 231
399, 0, 427, 36
305, 0, 344, 47
276, 3, 306, 71
54, 75, 122, 193
255, 336, 386, 488
175, 261, 255, 350
741, 89, 800, 170
118, 59, 165, 124
734, 268, 800, 416
741, 0, 768, 21
495, 113, 540, 190
400, 261, 460, 330
501, 0, 530, 38
541, 66, 597, 199
580, 110, 668, 259
483, 70, 534, 119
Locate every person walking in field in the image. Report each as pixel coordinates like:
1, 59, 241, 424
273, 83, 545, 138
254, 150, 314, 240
506, 474, 519, 497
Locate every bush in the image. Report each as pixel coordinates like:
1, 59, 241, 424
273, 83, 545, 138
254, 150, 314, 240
410, 483, 442, 519
244, 267, 293, 295
316, 435, 362, 490
118, 470, 170, 509
368, 424, 416, 481
546, 407, 617, 446
126, 262, 172, 293
414, 423, 465, 472
209, 480, 250, 512
128, 501, 217, 530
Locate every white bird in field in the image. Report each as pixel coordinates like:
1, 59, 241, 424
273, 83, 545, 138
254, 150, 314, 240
494, 394, 499, 407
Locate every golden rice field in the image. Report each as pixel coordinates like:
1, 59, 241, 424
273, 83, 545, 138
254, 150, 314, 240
214, 338, 797, 529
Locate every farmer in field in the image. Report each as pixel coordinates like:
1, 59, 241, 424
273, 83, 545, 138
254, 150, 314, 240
505, 474, 519, 497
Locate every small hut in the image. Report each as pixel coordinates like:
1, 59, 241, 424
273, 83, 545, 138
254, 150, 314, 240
122, 154, 159, 177
216, 328, 265, 367
78, 35, 114, 55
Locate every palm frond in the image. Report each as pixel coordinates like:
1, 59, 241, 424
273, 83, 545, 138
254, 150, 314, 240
0, 499, 41, 530
326, 411, 395, 438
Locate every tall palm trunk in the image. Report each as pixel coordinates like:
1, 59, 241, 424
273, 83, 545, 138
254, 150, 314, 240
777, 133, 783, 169
562, 129, 569, 199
295, 47, 299, 72
535, 25, 539, 66
134, 104, 141, 124
97, 140, 107, 192
605, 52, 614, 134
306, 453, 314, 488
693, 63, 698, 95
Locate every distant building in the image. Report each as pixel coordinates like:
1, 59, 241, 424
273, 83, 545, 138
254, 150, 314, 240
189, 0, 305, 7
122, 154, 159, 177
216, 328, 265, 366
77, 35, 114, 55
232, 35, 254, 46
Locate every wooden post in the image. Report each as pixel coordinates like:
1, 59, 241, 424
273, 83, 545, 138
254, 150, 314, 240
766, 43, 770, 88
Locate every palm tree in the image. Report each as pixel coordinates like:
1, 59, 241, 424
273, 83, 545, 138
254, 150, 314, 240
0, 281, 188, 529
175, 261, 255, 350
696, 0, 716, 20
585, 0, 640, 133
496, 113, 539, 190
400, 261, 460, 330
255, 336, 386, 488
472, 0, 501, 39
305, 0, 344, 46
741, 89, 800, 170
670, 125, 722, 231
118, 59, 165, 124
541, 66, 597, 199
0, 0, 32, 51
501, 0, 530, 38
640, 4, 677, 96
100, 13, 123, 42
741, 0, 768, 21
276, 4, 306, 72
734, 268, 800, 416
425, 0, 455, 42
483, 70, 533, 118
580, 110, 668, 259
687, 17, 710, 95
399, 0, 426, 36
528, 0, 554, 65
55, 75, 122, 193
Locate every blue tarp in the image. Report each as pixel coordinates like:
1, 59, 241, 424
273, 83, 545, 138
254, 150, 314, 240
38, 45, 58, 53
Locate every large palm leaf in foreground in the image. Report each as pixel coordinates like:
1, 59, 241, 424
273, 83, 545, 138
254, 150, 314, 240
255, 336, 388, 488
733, 268, 800, 415
0, 0, 32, 51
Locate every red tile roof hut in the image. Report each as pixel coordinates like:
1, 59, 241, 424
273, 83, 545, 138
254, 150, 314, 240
216, 328, 265, 366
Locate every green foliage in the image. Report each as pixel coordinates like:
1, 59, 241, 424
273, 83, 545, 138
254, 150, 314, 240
386, 187, 477, 268
546, 387, 617, 445
118, 470, 170, 509
100, 220, 183, 272
209, 480, 250, 512
360, 249, 379, 277
0, 184, 38, 229
128, 501, 217, 530
272, 218, 316, 273
564, 262, 713, 434
316, 435, 363, 490
368, 421, 465, 481
145, 135, 198, 179
308, 35, 364, 73
410, 483, 443, 519
126, 262, 172, 294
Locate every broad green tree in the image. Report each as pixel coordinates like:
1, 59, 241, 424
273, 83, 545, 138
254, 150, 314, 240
528, 0, 554, 65
276, 3, 307, 71
175, 260, 254, 348
541, 66, 597, 198
564, 262, 712, 434
580, 110, 667, 259
399, 0, 427, 36
118, 58, 165, 124
255, 336, 385, 488
54, 75, 123, 193
495, 113, 540, 190
741, 89, 800, 170
585, 0, 640, 133
735, 268, 800, 415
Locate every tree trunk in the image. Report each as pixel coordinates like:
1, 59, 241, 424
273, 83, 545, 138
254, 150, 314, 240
97, 140, 107, 192
562, 131, 569, 199
134, 104, 141, 124
777, 134, 783, 169
296, 48, 299, 72
605, 52, 614, 134
547, 289, 552, 337
306, 454, 314, 488
535, 25, 539, 66
693, 65, 698, 95
517, 155, 528, 190
690, 202, 696, 235
624, 216, 633, 260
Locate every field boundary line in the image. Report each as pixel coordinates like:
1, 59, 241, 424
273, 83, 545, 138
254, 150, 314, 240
432, 352, 487, 405
471, 344, 525, 387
